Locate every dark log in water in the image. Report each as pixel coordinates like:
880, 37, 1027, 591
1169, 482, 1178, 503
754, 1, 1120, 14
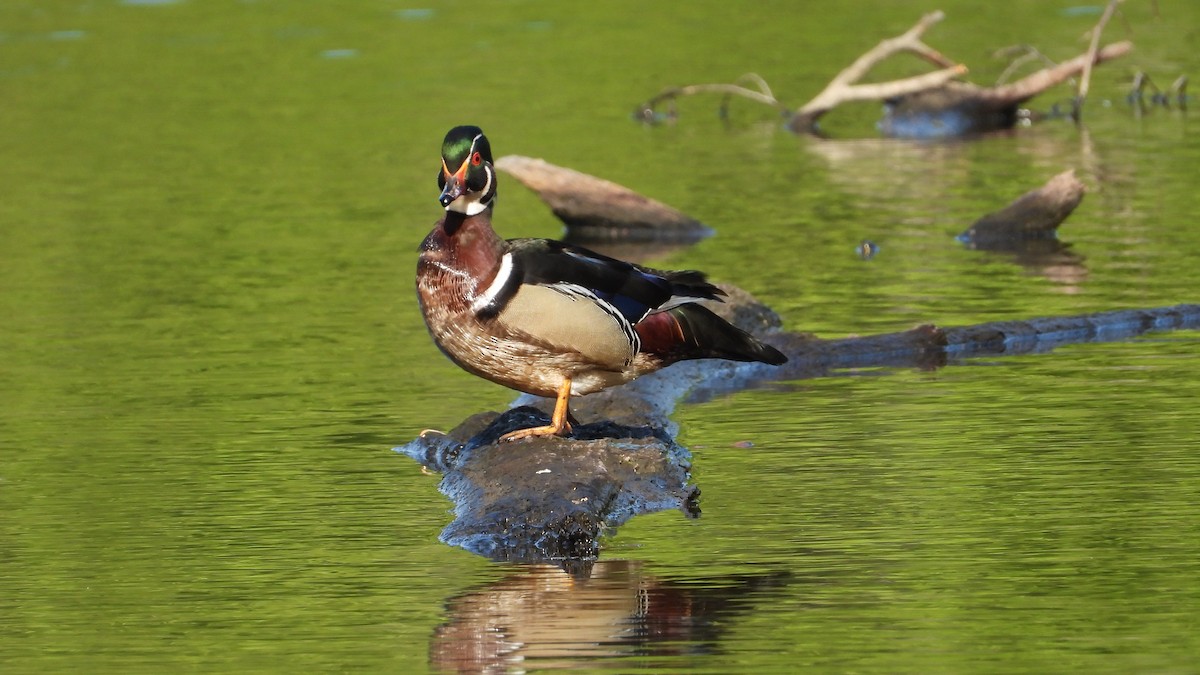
397, 288, 1200, 564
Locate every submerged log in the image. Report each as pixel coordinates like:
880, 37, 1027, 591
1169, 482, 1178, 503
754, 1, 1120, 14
398, 287, 1200, 564
495, 155, 712, 246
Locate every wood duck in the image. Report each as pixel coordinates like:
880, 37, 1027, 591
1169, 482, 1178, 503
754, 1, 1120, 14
417, 126, 787, 442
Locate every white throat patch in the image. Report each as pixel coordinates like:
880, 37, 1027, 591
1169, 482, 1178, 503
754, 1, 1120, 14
446, 193, 490, 216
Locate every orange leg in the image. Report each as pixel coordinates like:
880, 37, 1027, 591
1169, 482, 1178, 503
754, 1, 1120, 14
500, 378, 574, 442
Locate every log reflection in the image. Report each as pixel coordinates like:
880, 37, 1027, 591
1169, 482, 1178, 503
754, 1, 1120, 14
962, 236, 1088, 290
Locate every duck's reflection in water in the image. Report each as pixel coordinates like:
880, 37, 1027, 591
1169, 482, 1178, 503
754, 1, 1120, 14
430, 560, 789, 673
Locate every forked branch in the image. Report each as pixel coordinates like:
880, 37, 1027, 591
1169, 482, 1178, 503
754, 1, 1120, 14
635, 11, 968, 133
790, 10, 967, 129
634, 9, 1134, 138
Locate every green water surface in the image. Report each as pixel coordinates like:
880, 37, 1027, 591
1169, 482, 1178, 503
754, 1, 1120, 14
2, 1, 1199, 672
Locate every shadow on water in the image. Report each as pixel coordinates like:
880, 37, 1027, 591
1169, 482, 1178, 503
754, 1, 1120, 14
429, 560, 792, 673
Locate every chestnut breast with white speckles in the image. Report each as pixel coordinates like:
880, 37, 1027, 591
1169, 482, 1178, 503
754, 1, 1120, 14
416, 213, 649, 398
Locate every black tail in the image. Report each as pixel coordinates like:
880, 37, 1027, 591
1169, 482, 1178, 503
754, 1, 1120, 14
640, 304, 787, 365
659, 269, 726, 301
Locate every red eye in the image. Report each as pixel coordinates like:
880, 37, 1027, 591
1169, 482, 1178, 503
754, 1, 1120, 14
471, 152, 482, 166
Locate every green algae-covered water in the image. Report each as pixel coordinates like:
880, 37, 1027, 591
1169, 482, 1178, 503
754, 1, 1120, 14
2, 1, 1199, 672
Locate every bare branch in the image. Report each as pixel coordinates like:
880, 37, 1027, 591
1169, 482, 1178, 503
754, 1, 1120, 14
1171, 75, 1188, 107
981, 41, 1133, 104
993, 46, 1060, 86
734, 72, 777, 100
1077, 0, 1124, 113
827, 10, 956, 90
798, 64, 967, 114
787, 11, 968, 130
634, 78, 788, 124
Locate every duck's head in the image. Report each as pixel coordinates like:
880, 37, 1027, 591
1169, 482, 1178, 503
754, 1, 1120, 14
438, 125, 496, 216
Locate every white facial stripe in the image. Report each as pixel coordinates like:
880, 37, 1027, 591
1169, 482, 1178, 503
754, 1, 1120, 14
470, 252, 513, 313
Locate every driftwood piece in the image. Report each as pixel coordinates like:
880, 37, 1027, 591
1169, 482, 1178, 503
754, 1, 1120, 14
635, 10, 1133, 138
959, 170, 1089, 287
960, 169, 1086, 243
398, 286, 1200, 564
495, 155, 712, 245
